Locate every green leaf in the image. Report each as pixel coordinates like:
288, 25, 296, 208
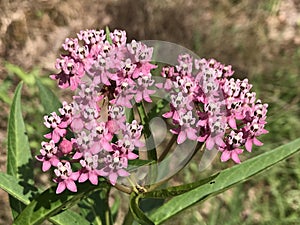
36, 78, 62, 114
78, 186, 112, 225
5, 63, 36, 85
0, 172, 89, 225
129, 193, 154, 225
149, 138, 300, 224
0, 80, 12, 105
13, 181, 106, 225
7, 82, 34, 218
0, 172, 34, 205
50, 210, 90, 225
105, 26, 113, 44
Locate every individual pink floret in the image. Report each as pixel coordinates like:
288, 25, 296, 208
53, 162, 79, 194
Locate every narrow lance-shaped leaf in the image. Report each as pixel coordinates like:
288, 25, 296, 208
50, 210, 90, 225
148, 138, 300, 224
0, 172, 32, 205
13, 181, 107, 225
7, 82, 34, 218
0, 172, 90, 225
36, 78, 62, 114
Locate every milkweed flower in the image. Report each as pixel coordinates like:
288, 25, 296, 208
37, 28, 268, 193
53, 162, 79, 194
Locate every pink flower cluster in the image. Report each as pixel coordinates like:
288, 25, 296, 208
36, 28, 268, 193
159, 56, 268, 163
37, 29, 156, 193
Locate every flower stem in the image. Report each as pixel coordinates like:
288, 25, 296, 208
136, 102, 157, 161
136, 102, 158, 185
158, 134, 177, 162
113, 182, 132, 194
148, 142, 205, 192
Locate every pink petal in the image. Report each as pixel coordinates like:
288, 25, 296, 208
231, 152, 241, 164
70, 171, 80, 180
98, 169, 109, 177
118, 169, 130, 177
261, 129, 268, 134
66, 180, 77, 192
228, 117, 237, 129
49, 157, 59, 167
71, 118, 84, 132
56, 182, 66, 194
101, 140, 113, 152
253, 137, 263, 146
79, 173, 88, 183
245, 139, 253, 152
187, 129, 198, 140
177, 131, 187, 144
124, 99, 132, 108
52, 130, 61, 143
44, 133, 52, 139
162, 111, 173, 118
35, 155, 44, 162
109, 173, 118, 186
143, 93, 152, 103
221, 151, 230, 162
155, 83, 163, 88
73, 151, 83, 159
127, 151, 139, 159
197, 134, 208, 142
49, 74, 56, 80
206, 135, 215, 150
106, 120, 118, 134
170, 128, 179, 135
42, 161, 51, 172
89, 172, 99, 185
197, 119, 207, 126
56, 128, 66, 137
90, 142, 101, 154
134, 140, 145, 148
101, 74, 111, 86
59, 121, 68, 128
135, 92, 143, 103
215, 136, 225, 147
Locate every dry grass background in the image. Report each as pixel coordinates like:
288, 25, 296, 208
0, 0, 300, 224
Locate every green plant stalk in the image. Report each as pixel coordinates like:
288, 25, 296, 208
129, 193, 154, 225
136, 102, 158, 185
136, 102, 157, 161
147, 142, 205, 192
104, 187, 113, 225
158, 134, 177, 162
